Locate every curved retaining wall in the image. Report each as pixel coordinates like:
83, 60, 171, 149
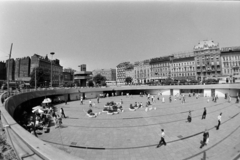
1, 84, 240, 159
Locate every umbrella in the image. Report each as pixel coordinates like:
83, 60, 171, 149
32, 106, 43, 110
42, 98, 52, 103
32, 108, 44, 113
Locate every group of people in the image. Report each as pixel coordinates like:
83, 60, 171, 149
20, 104, 68, 137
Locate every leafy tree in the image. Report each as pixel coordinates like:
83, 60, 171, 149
93, 74, 106, 85
125, 77, 133, 84
88, 80, 94, 87
30, 67, 50, 87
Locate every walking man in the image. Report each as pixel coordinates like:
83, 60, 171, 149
97, 96, 100, 103
200, 129, 209, 148
80, 96, 83, 105
216, 113, 222, 130
60, 108, 67, 118
202, 107, 207, 119
187, 111, 192, 123
157, 129, 166, 148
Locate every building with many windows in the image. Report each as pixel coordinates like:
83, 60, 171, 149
125, 64, 134, 83
134, 60, 150, 84
220, 46, 240, 76
31, 54, 63, 87
171, 52, 195, 80
150, 56, 173, 82
116, 62, 131, 83
14, 57, 31, 82
74, 64, 92, 87
194, 40, 221, 81
6, 59, 15, 81
92, 69, 116, 81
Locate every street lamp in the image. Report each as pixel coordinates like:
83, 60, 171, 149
50, 52, 55, 87
45, 81, 47, 88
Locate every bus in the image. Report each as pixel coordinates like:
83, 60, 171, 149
1, 82, 18, 90
106, 81, 117, 86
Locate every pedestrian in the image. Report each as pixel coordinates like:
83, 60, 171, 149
202, 107, 207, 119
216, 113, 222, 130
228, 95, 231, 103
65, 99, 67, 105
121, 99, 123, 105
80, 96, 83, 105
121, 92, 123, 96
89, 99, 92, 107
151, 95, 154, 102
112, 92, 114, 97
236, 96, 239, 103
207, 97, 210, 103
187, 111, 192, 123
162, 97, 165, 103
200, 129, 209, 148
157, 129, 166, 148
169, 96, 172, 103
60, 108, 67, 118
97, 96, 100, 103
148, 94, 150, 100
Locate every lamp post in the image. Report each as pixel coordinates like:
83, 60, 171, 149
45, 81, 47, 88
35, 67, 37, 90
50, 52, 55, 87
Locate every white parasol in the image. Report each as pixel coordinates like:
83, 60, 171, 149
42, 98, 52, 104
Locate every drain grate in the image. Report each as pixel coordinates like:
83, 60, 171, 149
177, 135, 183, 139
70, 142, 77, 146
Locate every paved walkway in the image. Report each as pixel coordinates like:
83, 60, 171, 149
38, 95, 240, 160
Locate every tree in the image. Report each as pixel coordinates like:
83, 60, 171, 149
88, 80, 94, 87
30, 67, 50, 87
93, 74, 106, 85
125, 77, 133, 84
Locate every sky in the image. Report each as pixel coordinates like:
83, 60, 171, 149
0, 1, 240, 71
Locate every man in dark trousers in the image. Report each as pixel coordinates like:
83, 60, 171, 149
200, 129, 209, 148
97, 96, 100, 103
157, 129, 166, 148
187, 111, 192, 123
60, 108, 67, 118
202, 107, 207, 119
216, 113, 222, 130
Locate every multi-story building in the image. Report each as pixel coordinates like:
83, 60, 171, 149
74, 64, 92, 87
220, 46, 240, 77
0, 61, 6, 81
194, 40, 221, 81
63, 68, 75, 85
92, 69, 116, 81
125, 64, 134, 83
31, 54, 63, 87
171, 52, 196, 80
116, 62, 130, 83
150, 56, 173, 82
15, 58, 21, 81
6, 59, 15, 81
134, 60, 150, 84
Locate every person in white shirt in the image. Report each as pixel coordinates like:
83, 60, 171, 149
216, 113, 222, 130
157, 129, 166, 148
89, 99, 92, 107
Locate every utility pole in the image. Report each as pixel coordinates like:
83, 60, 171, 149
35, 67, 37, 90
7, 43, 13, 97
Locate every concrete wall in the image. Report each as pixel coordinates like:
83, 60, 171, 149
204, 89, 211, 97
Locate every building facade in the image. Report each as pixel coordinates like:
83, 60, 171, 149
134, 60, 150, 84
0, 61, 6, 81
116, 62, 130, 83
14, 57, 31, 82
125, 64, 134, 83
171, 52, 196, 80
194, 40, 221, 81
31, 54, 63, 87
150, 56, 173, 82
6, 59, 15, 81
220, 46, 240, 78
92, 69, 116, 81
